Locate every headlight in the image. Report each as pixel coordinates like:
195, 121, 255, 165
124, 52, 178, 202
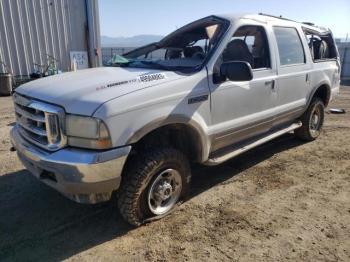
65, 115, 112, 149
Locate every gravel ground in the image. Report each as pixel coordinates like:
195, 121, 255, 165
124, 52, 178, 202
0, 87, 349, 261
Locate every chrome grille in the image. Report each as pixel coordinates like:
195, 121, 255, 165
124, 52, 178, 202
13, 93, 66, 151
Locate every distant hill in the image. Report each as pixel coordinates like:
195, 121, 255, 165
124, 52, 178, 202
101, 35, 164, 47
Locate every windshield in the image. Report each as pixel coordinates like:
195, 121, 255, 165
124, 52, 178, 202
105, 16, 228, 72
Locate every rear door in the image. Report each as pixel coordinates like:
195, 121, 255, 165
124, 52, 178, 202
272, 26, 311, 126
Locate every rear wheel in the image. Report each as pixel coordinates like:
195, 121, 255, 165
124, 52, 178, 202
117, 148, 191, 226
295, 98, 325, 141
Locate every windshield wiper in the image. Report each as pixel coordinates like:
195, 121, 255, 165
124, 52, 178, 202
139, 61, 191, 71
139, 61, 171, 70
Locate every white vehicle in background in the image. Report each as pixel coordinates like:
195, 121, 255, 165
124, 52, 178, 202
11, 13, 340, 226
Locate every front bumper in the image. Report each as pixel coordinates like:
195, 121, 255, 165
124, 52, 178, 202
10, 125, 131, 204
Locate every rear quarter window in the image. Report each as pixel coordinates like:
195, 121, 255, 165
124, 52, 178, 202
273, 27, 305, 66
302, 28, 338, 61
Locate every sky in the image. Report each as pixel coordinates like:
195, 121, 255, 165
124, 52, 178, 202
98, 0, 350, 39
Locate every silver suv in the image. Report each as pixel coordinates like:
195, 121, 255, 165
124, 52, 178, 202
10, 14, 340, 226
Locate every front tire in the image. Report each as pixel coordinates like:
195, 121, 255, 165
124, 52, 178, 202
117, 148, 191, 226
295, 98, 325, 141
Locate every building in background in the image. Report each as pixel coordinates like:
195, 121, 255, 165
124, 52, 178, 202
0, 0, 101, 77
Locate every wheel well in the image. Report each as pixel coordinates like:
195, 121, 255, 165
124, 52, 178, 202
129, 124, 203, 163
313, 84, 330, 107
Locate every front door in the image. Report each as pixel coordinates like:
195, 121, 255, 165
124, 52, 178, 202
208, 24, 278, 152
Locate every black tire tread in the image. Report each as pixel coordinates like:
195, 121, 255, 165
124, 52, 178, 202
295, 98, 324, 141
117, 148, 190, 226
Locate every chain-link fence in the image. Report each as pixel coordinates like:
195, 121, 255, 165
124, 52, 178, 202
102, 47, 135, 65
338, 43, 350, 84
102, 44, 350, 85
102, 47, 166, 65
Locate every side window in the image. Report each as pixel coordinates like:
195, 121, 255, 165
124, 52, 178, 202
221, 25, 271, 69
273, 27, 305, 65
302, 29, 337, 61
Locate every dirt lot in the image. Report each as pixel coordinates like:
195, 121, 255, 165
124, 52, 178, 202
0, 87, 349, 262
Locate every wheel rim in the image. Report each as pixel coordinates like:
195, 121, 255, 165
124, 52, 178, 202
147, 168, 182, 215
309, 105, 322, 135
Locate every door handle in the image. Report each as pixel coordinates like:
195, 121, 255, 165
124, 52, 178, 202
265, 80, 275, 91
306, 73, 310, 83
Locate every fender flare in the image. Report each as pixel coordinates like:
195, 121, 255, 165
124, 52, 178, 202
126, 114, 210, 162
306, 81, 331, 109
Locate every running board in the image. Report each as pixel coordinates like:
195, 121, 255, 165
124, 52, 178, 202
205, 122, 302, 166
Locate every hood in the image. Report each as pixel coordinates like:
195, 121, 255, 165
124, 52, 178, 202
15, 67, 185, 116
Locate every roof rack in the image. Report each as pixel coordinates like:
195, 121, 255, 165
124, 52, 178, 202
258, 13, 297, 23
302, 22, 315, 26
258, 13, 325, 32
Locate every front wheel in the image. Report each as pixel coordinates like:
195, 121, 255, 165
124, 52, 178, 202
295, 98, 325, 141
117, 148, 191, 226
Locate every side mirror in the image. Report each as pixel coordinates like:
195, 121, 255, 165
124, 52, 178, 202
220, 61, 253, 82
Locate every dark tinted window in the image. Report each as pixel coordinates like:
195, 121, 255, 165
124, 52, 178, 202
274, 27, 305, 65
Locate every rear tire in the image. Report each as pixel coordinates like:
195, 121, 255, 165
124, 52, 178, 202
295, 98, 325, 141
117, 148, 191, 226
